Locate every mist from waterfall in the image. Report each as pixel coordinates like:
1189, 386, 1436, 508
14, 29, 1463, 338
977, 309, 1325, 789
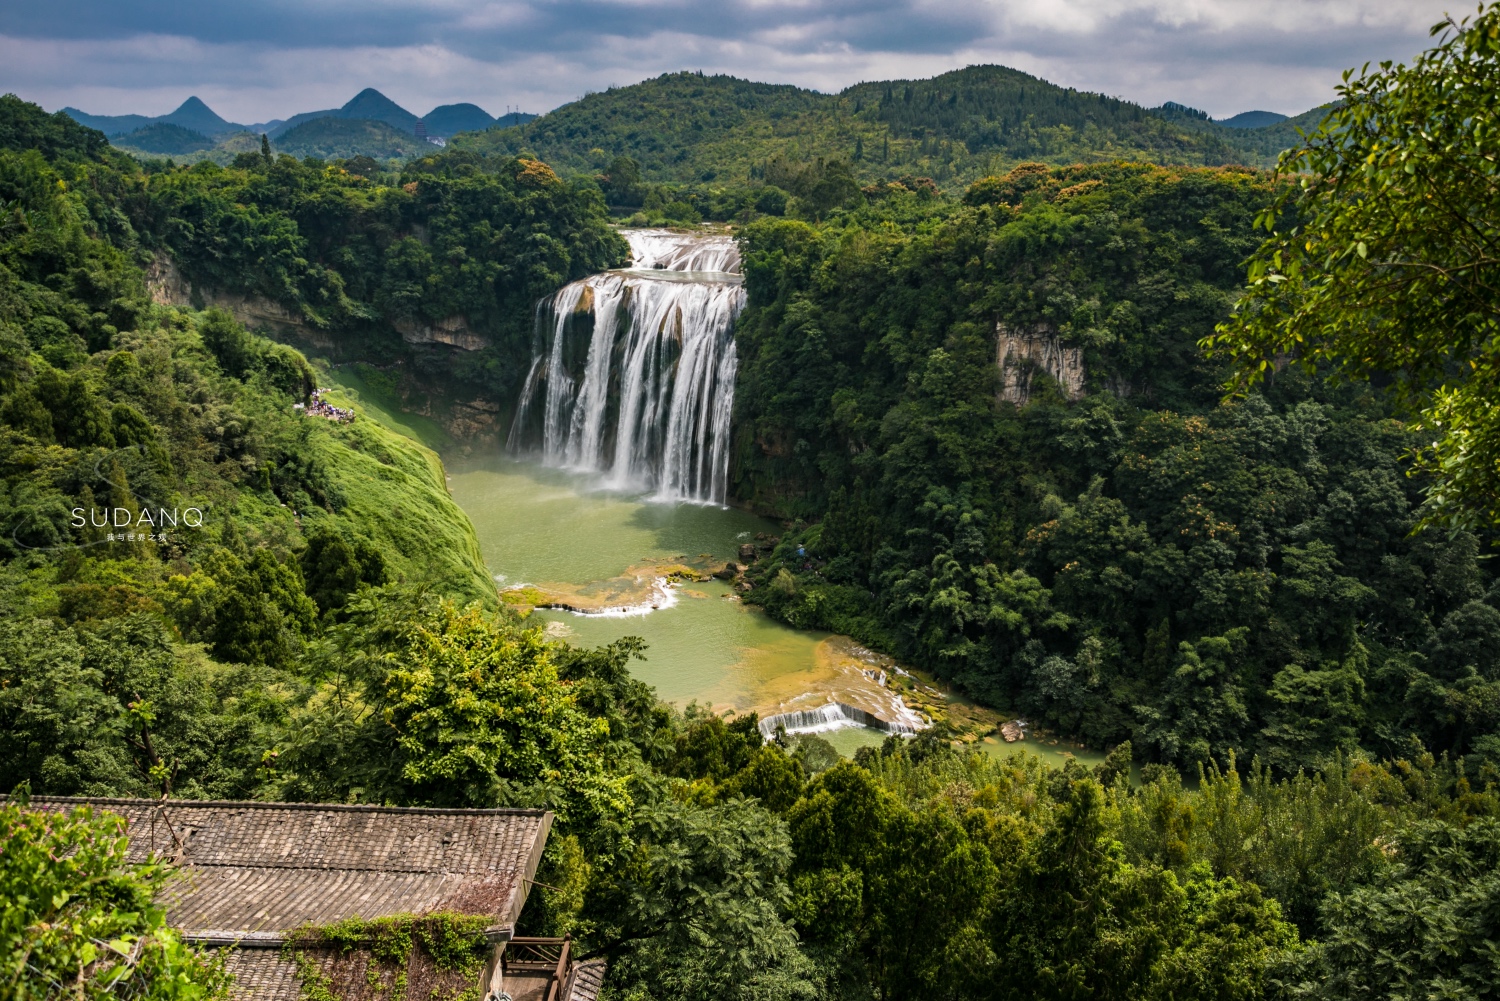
507, 230, 744, 504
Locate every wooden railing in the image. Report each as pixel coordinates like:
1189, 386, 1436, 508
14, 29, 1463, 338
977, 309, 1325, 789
503, 935, 572, 1001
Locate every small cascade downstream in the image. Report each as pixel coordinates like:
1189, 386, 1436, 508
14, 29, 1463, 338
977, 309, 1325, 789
758, 701, 924, 740
508, 229, 744, 504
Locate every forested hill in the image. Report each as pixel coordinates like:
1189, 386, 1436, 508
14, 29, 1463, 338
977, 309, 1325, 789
733, 161, 1498, 778
453, 66, 1306, 187
9, 4, 1500, 991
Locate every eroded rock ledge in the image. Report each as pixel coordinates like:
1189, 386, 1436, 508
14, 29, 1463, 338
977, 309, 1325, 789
996, 322, 1085, 404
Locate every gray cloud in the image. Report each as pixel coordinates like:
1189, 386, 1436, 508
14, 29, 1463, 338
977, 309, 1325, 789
0, 0, 1456, 123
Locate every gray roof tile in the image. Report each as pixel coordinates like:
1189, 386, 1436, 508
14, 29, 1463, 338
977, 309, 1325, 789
32, 798, 552, 936
565, 960, 608, 1001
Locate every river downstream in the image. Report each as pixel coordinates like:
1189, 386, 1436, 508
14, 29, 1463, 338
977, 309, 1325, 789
446, 455, 892, 755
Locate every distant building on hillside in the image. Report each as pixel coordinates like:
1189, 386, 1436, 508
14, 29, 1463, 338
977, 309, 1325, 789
415, 119, 428, 140
31, 797, 605, 1001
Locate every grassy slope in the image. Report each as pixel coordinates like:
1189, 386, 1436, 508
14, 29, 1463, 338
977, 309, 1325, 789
452, 68, 1298, 189
305, 370, 491, 605
322, 366, 453, 453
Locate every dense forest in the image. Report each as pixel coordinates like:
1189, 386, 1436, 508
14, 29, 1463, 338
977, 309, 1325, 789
105, 124, 626, 412
454, 67, 1305, 189
6, 4, 1500, 999
730, 160, 1500, 776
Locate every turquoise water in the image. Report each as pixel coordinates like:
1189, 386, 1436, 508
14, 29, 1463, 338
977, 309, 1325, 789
445, 457, 856, 717
444, 454, 1073, 765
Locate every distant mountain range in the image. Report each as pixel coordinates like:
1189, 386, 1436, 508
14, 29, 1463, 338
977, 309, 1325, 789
60, 89, 536, 142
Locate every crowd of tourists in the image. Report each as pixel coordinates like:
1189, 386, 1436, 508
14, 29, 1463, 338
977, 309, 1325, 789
295, 389, 355, 423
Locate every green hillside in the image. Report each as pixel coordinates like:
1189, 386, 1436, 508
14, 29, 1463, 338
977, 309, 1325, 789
114, 122, 213, 155
1221, 103, 1338, 162
142, 116, 435, 166
1, 93, 111, 161
842, 65, 1248, 167
274, 116, 427, 161
453, 67, 1293, 189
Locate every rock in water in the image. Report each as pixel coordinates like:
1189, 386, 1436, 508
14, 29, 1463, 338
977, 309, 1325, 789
738, 543, 756, 561
714, 562, 739, 580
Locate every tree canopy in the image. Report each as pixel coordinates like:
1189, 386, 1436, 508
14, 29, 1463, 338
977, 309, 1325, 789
1, 799, 229, 1001
1206, 4, 1500, 530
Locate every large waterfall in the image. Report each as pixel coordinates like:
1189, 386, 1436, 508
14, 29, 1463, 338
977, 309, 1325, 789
507, 229, 743, 504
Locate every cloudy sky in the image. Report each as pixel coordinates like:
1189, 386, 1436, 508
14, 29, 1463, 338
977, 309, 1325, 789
0, 0, 1457, 124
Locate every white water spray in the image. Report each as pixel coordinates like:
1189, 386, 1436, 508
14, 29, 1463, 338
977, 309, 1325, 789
508, 230, 744, 504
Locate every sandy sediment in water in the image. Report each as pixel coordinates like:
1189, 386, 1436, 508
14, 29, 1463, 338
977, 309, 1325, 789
742, 636, 925, 730
499, 556, 715, 615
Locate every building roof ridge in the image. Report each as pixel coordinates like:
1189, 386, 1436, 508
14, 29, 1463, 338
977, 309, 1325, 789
31, 795, 550, 818
166, 862, 508, 873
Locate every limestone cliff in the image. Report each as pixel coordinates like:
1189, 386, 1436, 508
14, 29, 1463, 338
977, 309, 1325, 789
996, 323, 1085, 404
393, 314, 488, 351
146, 252, 502, 443
145, 253, 337, 350
146, 252, 490, 353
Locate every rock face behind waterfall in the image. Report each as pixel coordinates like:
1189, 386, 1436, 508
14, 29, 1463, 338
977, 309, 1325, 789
508, 230, 744, 504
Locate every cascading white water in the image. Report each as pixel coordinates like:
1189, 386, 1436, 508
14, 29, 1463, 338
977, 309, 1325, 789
756, 701, 924, 739
625, 228, 742, 273
508, 230, 744, 504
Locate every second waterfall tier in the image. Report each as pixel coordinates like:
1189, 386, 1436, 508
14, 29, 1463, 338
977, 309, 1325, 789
507, 230, 744, 504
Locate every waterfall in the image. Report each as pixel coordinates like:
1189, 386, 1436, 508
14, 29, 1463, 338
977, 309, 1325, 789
757, 701, 923, 739
508, 230, 744, 504
625, 228, 742, 273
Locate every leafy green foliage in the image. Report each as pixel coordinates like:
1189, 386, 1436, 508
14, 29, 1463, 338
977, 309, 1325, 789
282, 912, 492, 1001
584, 780, 798, 991
1, 800, 228, 1000
781, 747, 1306, 1001
0, 107, 508, 810
114, 124, 213, 157
1206, 5, 1500, 529
0, 93, 110, 161
454, 67, 1292, 194
990, 778, 1296, 1001
138, 148, 626, 400
380, 601, 627, 821
1280, 818, 1500, 1000
273, 117, 428, 162
843, 65, 1252, 171
0, 613, 282, 799
299, 528, 387, 616
734, 161, 1500, 776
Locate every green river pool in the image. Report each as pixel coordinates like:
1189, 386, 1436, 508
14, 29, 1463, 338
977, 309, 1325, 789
443, 454, 1102, 767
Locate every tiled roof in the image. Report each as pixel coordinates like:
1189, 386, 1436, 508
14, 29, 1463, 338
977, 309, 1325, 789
31, 797, 553, 938
565, 960, 608, 1001
220, 949, 301, 1000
